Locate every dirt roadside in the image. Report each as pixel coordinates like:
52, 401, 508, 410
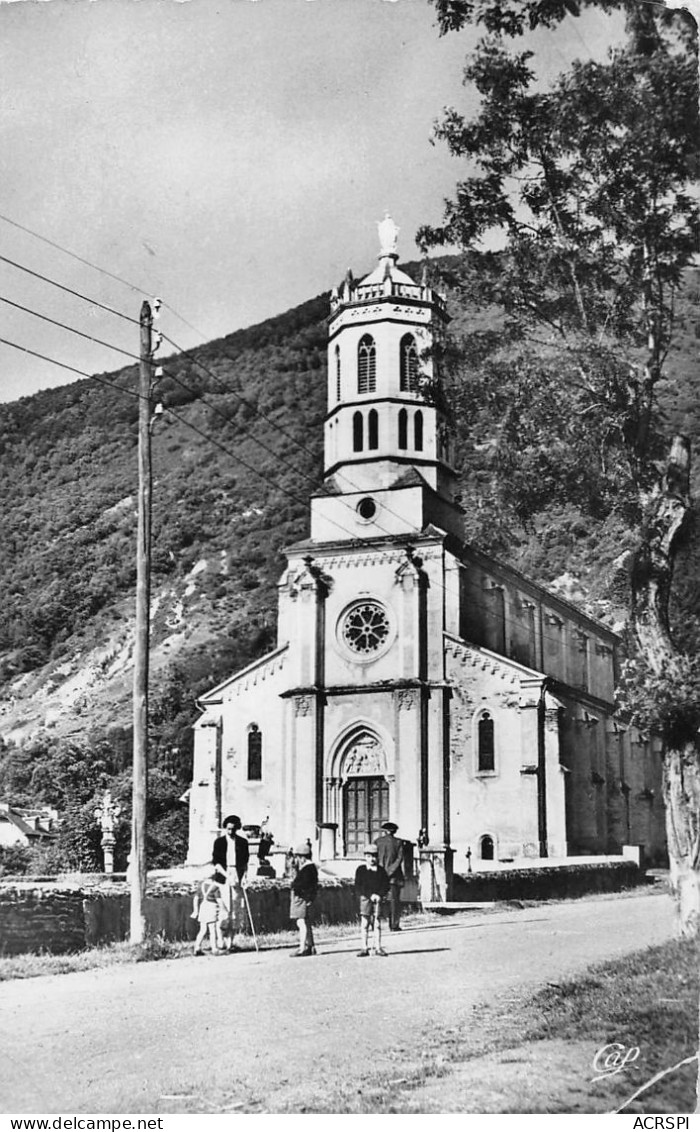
0, 889, 683, 1114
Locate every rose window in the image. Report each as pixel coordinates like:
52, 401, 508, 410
342, 602, 390, 654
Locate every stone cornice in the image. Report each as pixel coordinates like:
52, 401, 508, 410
280, 679, 449, 698
197, 644, 289, 704
284, 540, 445, 572
444, 633, 544, 688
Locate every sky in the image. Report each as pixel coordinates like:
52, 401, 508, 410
0, 0, 623, 404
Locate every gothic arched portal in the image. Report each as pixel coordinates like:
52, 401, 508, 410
325, 727, 393, 856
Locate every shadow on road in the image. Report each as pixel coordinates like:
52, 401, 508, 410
316, 946, 452, 957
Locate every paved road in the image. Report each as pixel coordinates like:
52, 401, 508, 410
0, 890, 678, 1113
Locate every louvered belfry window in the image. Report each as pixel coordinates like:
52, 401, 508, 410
400, 334, 419, 392
368, 409, 379, 450
358, 335, 376, 394
398, 408, 408, 450
353, 411, 364, 452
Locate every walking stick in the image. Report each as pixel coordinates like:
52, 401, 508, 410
242, 884, 259, 952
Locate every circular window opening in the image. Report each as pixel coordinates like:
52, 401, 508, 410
357, 497, 377, 521
342, 601, 390, 655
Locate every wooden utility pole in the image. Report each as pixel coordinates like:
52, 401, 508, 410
130, 300, 153, 943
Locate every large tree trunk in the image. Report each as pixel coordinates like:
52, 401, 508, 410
629, 434, 699, 1111
663, 743, 700, 939
631, 436, 697, 932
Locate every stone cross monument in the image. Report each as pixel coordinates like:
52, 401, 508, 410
94, 790, 121, 875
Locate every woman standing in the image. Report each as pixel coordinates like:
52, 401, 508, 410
211, 814, 250, 952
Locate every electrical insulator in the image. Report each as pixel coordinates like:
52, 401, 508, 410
154, 365, 164, 378
153, 297, 162, 317
152, 333, 163, 353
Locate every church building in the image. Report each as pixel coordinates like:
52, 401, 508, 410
187, 217, 665, 880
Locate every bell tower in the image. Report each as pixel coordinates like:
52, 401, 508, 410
310, 216, 464, 543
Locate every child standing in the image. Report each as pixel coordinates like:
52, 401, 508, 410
191, 874, 225, 955
354, 844, 390, 957
289, 843, 319, 957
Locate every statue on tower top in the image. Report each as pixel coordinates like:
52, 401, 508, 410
377, 212, 399, 258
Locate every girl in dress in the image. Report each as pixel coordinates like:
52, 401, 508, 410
191, 874, 225, 955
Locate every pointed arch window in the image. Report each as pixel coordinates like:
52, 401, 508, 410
358, 335, 376, 394
247, 724, 262, 781
335, 345, 341, 402
414, 410, 424, 452
400, 334, 419, 392
477, 711, 495, 773
398, 408, 408, 451
368, 408, 379, 450
353, 411, 364, 452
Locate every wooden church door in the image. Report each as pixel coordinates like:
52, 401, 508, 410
343, 776, 389, 856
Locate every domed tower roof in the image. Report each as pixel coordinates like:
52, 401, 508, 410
329, 213, 448, 317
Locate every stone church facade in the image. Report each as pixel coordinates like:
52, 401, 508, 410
187, 218, 665, 875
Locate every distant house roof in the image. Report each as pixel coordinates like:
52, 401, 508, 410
0, 803, 58, 842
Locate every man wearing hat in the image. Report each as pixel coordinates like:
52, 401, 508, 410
212, 814, 250, 951
354, 844, 390, 956
375, 821, 405, 931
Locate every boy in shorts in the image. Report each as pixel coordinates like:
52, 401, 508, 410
354, 843, 390, 957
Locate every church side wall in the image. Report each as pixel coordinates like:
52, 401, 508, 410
188, 658, 289, 864
187, 722, 221, 864
605, 728, 666, 864
459, 562, 616, 704
553, 699, 666, 862
446, 651, 541, 865
558, 705, 607, 855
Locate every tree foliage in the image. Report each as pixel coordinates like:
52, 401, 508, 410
422, 0, 700, 852
420, 8, 699, 493
0, 732, 189, 872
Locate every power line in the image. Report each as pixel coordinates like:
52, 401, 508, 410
0, 294, 139, 362
0, 211, 445, 530
0, 230, 329, 486
0, 335, 141, 399
3, 274, 432, 547
0, 212, 149, 299
0, 230, 462, 575
158, 327, 465, 554
165, 405, 317, 519
0, 281, 386, 539
0, 213, 456, 547
160, 302, 210, 342
160, 330, 320, 465
159, 364, 324, 488
0, 254, 139, 326
0, 280, 319, 490
0, 210, 214, 344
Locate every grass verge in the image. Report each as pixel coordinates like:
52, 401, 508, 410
288, 935, 700, 1114
0, 915, 430, 982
